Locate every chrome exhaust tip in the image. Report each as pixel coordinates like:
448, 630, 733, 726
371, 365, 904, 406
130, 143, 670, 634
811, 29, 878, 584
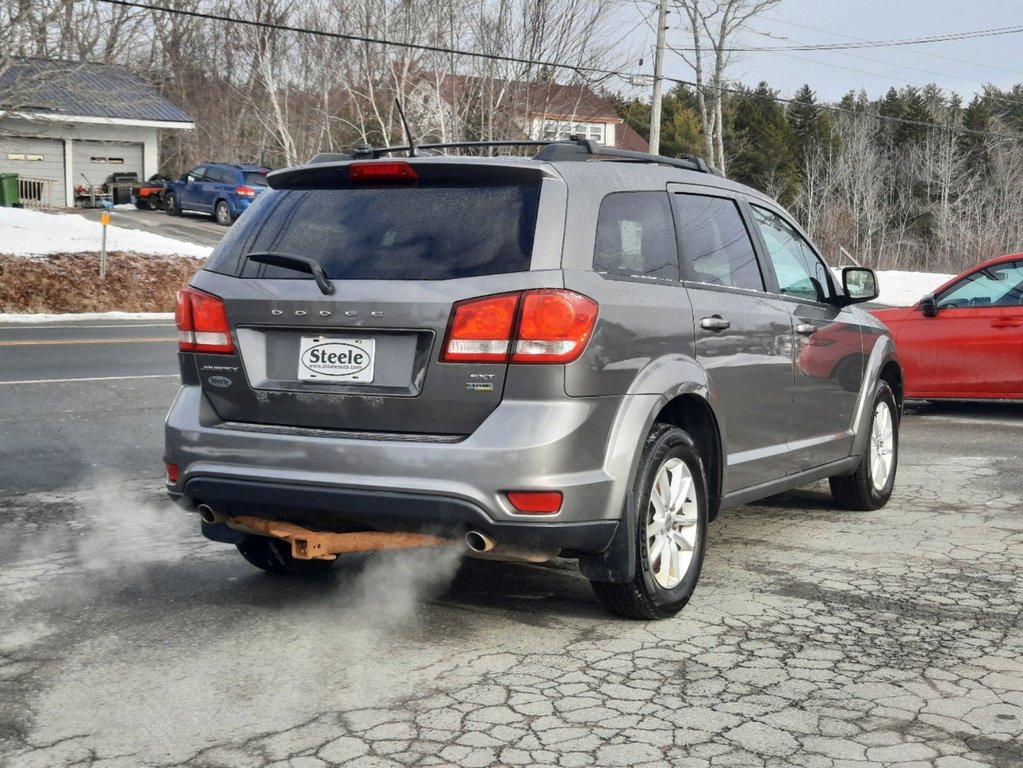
464, 529, 496, 553
464, 530, 558, 563
197, 503, 225, 524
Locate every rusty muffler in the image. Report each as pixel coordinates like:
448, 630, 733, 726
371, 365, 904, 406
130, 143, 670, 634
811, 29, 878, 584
227, 514, 451, 561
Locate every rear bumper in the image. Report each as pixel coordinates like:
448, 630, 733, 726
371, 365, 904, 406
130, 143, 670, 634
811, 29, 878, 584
173, 477, 616, 551
165, 385, 655, 554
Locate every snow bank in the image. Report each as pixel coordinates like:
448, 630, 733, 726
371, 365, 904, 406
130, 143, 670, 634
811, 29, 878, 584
0, 311, 173, 324
874, 269, 955, 307
0, 207, 212, 259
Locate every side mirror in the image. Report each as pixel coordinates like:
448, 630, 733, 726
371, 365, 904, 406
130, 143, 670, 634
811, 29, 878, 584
842, 267, 878, 304
918, 294, 938, 317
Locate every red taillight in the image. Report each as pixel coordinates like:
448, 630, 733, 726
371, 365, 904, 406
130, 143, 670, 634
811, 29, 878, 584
175, 286, 234, 354
512, 290, 598, 364
235, 185, 256, 197
349, 161, 419, 182
506, 491, 563, 514
165, 463, 180, 483
441, 293, 519, 362
440, 290, 598, 365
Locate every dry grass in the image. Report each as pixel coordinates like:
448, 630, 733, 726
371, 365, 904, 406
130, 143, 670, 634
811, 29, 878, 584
0, 253, 204, 313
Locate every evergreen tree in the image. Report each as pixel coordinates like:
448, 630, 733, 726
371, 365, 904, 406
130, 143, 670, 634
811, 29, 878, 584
613, 84, 704, 160
959, 94, 992, 168
726, 82, 798, 202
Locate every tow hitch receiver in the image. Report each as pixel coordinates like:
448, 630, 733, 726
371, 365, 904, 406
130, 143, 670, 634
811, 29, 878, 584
229, 515, 451, 560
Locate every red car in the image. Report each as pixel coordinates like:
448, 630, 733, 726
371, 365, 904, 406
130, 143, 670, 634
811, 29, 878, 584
871, 253, 1023, 400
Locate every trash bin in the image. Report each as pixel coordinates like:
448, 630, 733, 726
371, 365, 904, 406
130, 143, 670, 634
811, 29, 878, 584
0, 173, 18, 207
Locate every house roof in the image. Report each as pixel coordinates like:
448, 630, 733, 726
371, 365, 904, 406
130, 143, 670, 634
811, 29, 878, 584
430, 74, 623, 123
0, 58, 193, 126
417, 73, 648, 150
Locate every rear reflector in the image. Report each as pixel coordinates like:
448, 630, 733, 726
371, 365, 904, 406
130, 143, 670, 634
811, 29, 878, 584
176, 286, 234, 354
506, 491, 563, 514
165, 463, 180, 483
441, 290, 597, 365
349, 162, 419, 182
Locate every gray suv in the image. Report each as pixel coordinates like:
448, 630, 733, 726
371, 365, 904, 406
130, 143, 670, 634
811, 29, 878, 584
165, 138, 902, 619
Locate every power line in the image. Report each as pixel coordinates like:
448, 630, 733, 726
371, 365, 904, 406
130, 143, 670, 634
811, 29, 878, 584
661, 73, 1023, 143
95, 0, 613, 82
95, 0, 1023, 144
671, 23, 1023, 53
757, 14, 1023, 79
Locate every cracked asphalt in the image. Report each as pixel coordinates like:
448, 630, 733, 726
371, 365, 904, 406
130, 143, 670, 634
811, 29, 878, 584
0, 401, 1021, 768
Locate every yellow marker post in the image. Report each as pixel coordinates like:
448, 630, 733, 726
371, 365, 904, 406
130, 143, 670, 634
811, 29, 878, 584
100, 211, 110, 279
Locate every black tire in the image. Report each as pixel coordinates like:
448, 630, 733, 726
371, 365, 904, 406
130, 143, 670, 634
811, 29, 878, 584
165, 192, 181, 215
236, 535, 336, 576
590, 424, 708, 620
830, 381, 899, 510
214, 199, 234, 226
134, 199, 148, 210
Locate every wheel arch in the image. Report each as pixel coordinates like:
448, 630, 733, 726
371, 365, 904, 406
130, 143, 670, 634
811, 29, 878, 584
651, 394, 724, 523
578, 360, 724, 584
879, 359, 904, 415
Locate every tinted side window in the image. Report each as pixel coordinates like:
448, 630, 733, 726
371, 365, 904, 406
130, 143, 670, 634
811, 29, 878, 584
205, 167, 228, 183
750, 205, 832, 302
205, 183, 540, 281
187, 166, 206, 182
672, 194, 763, 291
937, 260, 1023, 308
593, 192, 678, 280
243, 171, 269, 187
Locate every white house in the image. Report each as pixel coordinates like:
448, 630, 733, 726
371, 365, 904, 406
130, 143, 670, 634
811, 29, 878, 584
0, 58, 194, 208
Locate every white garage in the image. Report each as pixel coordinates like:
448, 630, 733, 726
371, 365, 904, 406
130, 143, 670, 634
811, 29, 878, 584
72, 140, 145, 189
0, 136, 65, 208
0, 58, 193, 208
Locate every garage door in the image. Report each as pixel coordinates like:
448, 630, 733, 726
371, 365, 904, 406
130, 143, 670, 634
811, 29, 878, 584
72, 140, 144, 190
0, 136, 65, 208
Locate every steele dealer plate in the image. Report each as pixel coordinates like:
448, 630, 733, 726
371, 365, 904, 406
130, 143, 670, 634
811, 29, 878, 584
297, 336, 375, 382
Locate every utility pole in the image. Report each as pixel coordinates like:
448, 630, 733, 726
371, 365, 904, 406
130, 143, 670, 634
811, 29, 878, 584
649, 0, 669, 155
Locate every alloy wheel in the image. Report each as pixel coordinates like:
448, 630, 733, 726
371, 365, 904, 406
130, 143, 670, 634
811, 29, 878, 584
869, 401, 895, 491
645, 456, 700, 589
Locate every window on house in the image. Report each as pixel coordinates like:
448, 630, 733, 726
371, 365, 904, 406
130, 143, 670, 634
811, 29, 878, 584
541, 120, 606, 145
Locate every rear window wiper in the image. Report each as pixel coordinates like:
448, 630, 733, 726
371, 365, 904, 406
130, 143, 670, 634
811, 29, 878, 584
243, 251, 335, 296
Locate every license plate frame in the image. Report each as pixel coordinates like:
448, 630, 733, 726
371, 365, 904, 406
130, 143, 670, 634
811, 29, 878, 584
297, 336, 376, 383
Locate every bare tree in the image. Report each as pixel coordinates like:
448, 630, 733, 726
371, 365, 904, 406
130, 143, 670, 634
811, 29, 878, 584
667, 0, 781, 173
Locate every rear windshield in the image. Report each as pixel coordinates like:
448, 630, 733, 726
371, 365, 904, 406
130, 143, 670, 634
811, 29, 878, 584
204, 183, 540, 280
243, 171, 269, 187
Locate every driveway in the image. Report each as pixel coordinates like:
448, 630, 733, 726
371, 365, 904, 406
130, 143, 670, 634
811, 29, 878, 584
67, 206, 226, 249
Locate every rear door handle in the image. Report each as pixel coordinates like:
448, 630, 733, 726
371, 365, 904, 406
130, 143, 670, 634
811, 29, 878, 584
795, 323, 817, 336
991, 318, 1023, 329
700, 316, 731, 332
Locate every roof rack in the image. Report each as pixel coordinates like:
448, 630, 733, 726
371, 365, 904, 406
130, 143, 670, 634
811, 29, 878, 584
534, 135, 719, 175
305, 135, 720, 176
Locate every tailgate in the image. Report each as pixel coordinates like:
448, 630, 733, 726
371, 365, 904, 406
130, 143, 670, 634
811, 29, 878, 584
185, 161, 565, 437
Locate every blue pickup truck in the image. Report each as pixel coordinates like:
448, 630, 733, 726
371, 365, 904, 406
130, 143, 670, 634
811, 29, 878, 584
164, 163, 270, 225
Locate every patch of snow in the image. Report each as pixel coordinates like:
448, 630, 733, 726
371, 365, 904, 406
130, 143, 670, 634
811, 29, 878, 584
0, 311, 174, 324
0, 207, 212, 259
874, 269, 955, 307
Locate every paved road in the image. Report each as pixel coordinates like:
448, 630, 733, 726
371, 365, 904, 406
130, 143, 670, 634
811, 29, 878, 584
0, 320, 179, 495
68, 206, 226, 248
0, 330, 1021, 767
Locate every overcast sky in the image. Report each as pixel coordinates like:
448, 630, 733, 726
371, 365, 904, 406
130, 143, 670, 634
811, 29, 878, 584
632, 0, 1023, 102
